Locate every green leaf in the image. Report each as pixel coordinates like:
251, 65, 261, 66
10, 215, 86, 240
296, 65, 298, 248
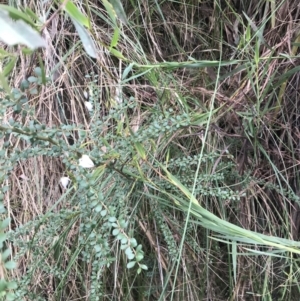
1, 249, 10, 261
72, 19, 97, 58
112, 229, 119, 236
116, 233, 125, 241
95, 204, 102, 212
136, 244, 142, 252
1, 218, 10, 230
122, 63, 134, 80
109, 0, 128, 24
110, 27, 120, 48
126, 261, 136, 269
0, 10, 45, 49
110, 219, 117, 225
0, 279, 7, 291
0, 4, 36, 27
125, 247, 132, 256
140, 264, 148, 270
63, 0, 89, 28
28, 76, 37, 83
100, 209, 107, 217
34, 67, 42, 76
6, 292, 16, 301
109, 47, 125, 59
130, 238, 137, 247
24, 7, 40, 23
22, 48, 34, 55
7, 281, 17, 289
102, 0, 117, 26
121, 237, 127, 244
4, 260, 17, 270
0, 48, 11, 58
135, 252, 144, 262
2, 57, 16, 77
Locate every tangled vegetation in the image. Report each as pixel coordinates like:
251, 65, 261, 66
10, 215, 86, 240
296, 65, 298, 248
1, 0, 300, 300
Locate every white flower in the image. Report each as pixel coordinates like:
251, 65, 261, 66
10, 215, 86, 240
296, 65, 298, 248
115, 86, 122, 104
84, 101, 93, 112
83, 90, 89, 99
79, 155, 94, 168
19, 174, 29, 181
59, 177, 71, 189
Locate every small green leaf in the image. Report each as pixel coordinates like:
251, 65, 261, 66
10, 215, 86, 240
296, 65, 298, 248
119, 219, 127, 228
28, 76, 37, 83
95, 204, 102, 212
116, 233, 124, 240
140, 264, 148, 270
130, 238, 137, 247
34, 66, 42, 76
126, 261, 136, 269
135, 252, 144, 262
63, 0, 89, 28
112, 229, 119, 236
125, 247, 132, 256
4, 260, 17, 270
20, 79, 29, 90
121, 237, 127, 244
100, 209, 107, 216
109, 216, 117, 222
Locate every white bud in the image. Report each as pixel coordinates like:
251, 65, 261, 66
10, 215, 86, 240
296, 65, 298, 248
79, 155, 95, 168
115, 86, 122, 104
19, 174, 29, 181
83, 91, 89, 99
59, 177, 71, 189
84, 101, 93, 112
